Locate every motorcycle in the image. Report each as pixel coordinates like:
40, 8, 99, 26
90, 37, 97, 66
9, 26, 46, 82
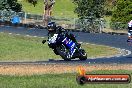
42, 33, 87, 61
127, 32, 132, 43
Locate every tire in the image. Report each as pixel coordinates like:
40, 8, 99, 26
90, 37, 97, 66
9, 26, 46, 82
56, 44, 71, 61
76, 76, 86, 85
79, 49, 87, 61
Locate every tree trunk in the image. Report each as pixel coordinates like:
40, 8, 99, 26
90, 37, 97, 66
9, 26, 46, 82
43, 0, 55, 26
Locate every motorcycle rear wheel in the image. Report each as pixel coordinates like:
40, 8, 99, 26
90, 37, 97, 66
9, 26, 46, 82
56, 44, 72, 61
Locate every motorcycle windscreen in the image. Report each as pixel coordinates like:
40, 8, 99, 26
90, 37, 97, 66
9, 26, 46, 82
62, 37, 76, 56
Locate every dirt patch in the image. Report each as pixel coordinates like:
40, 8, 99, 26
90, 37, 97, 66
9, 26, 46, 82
0, 64, 132, 75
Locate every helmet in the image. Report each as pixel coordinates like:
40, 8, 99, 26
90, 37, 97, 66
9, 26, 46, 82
47, 22, 56, 31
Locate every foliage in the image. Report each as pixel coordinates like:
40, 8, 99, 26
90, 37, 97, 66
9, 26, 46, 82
0, 0, 22, 12
75, 18, 101, 32
110, 22, 128, 30
110, 0, 132, 30
26, 0, 38, 7
0, 0, 5, 10
73, 0, 106, 19
111, 0, 132, 23
104, 0, 115, 16
72, 0, 106, 32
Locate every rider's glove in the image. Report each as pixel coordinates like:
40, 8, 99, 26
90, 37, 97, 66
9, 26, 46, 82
42, 40, 46, 44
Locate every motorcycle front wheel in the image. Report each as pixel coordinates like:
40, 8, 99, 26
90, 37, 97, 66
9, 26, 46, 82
79, 49, 87, 61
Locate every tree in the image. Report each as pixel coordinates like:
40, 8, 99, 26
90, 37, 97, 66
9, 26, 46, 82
0, 0, 22, 12
26, 0, 38, 7
73, 0, 106, 32
104, 0, 117, 16
0, 0, 5, 10
111, 0, 132, 23
73, 0, 106, 19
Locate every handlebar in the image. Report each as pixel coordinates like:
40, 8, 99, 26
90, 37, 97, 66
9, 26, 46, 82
42, 40, 47, 44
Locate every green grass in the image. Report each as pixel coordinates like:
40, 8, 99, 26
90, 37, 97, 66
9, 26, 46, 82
82, 44, 118, 58
19, 0, 77, 18
52, 0, 77, 18
0, 32, 118, 61
0, 70, 131, 88
0, 33, 60, 61
19, 0, 44, 15
104, 16, 112, 29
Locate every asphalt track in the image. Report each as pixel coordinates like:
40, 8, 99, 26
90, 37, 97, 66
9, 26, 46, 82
0, 26, 132, 64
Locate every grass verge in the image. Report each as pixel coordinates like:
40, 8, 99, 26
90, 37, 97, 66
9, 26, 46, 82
0, 32, 119, 61
0, 70, 131, 88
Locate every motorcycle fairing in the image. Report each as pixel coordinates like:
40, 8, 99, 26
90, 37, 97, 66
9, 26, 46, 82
48, 34, 58, 44
62, 37, 76, 56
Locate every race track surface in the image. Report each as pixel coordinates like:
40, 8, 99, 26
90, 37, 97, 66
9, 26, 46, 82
0, 26, 132, 64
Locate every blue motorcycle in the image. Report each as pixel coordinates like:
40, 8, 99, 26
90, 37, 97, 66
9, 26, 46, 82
43, 33, 87, 61
127, 32, 132, 43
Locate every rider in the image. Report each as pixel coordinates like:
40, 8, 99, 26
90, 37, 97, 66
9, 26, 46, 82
44, 22, 80, 47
